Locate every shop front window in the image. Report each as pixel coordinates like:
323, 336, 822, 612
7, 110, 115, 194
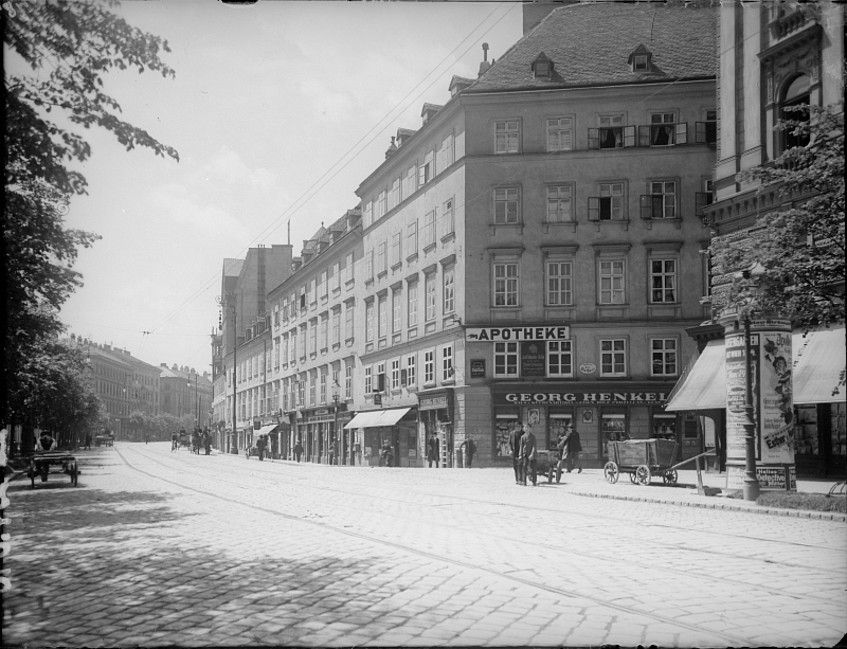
600, 413, 627, 458
651, 414, 676, 440
494, 414, 519, 459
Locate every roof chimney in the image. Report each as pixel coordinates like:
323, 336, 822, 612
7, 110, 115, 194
478, 43, 492, 78
385, 135, 397, 159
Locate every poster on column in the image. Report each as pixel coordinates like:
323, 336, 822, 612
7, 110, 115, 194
758, 330, 795, 464
724, 331, 759, 462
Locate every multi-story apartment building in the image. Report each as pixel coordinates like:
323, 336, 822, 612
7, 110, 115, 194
352, 2, 718, 468
158, 364, 213, 430
68, 334, 162, 438
212, 245, 294, 453
267, 209, 362, 464
669, 1, 845, 479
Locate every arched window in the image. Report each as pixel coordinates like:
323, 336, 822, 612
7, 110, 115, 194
779, 74, 810, 151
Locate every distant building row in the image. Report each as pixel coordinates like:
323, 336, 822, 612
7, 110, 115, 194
67, 334, 213, 436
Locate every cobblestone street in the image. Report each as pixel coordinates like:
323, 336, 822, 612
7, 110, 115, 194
4, 443, 846, 647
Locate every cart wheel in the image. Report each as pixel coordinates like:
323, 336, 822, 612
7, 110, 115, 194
663, 469, 678, 485
635, 465, 651, 485
629, 472, 639, 484
603, 461, 619, 484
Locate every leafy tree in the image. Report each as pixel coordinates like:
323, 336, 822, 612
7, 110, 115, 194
18, 339, 102, 448
2, 1, 178, 432
710, 103, 845, 329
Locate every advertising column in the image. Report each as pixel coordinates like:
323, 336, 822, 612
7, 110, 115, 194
723, 317, 796, 492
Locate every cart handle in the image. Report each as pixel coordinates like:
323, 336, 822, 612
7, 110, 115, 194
667, 450, 716, 471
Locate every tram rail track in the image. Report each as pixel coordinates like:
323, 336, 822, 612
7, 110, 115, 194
115, 445, 843, 643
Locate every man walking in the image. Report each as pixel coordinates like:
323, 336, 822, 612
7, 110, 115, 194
519, 424, 538, 486
293, 440, 303, 463
508, 424, 523, 484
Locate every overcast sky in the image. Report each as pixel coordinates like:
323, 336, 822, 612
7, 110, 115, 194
42, 0, 523, 375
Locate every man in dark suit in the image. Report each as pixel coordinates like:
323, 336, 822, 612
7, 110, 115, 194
519, 424, 538, 486
508, 423, 523, 484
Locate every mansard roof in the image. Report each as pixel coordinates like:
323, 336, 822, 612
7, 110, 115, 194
469, 3, 716, 93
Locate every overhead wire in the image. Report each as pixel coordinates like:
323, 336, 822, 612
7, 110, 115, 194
143, 3, 518, 337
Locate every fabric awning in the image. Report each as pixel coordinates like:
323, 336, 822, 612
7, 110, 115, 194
664, 340, 727, 411
344, 407, 412, 429
254, 424, 280, 436
665, 327, 846, 411
792, 327, 846, 404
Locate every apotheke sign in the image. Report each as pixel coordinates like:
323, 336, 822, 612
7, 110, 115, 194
466, 326, 570, 342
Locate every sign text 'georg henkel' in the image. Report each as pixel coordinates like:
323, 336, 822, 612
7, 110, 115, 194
465, 326, 570, 342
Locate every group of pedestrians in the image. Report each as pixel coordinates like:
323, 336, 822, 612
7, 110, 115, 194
509, 422, 581, 486
170, 428, 212, 455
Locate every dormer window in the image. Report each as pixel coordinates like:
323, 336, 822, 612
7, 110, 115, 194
531, 52, 554, 80
627, 44, 652, 73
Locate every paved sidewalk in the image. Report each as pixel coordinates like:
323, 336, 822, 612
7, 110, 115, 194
267, 454, 847, 521
545, 467, 847, 521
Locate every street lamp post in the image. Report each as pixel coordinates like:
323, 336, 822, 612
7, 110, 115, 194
218, 294, 239, 454
332, 387, 340, 466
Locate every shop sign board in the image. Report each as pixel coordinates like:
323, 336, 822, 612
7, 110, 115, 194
521, 342, 546, 377
726, 464, 796, 491
466, 325, 570, 342
470, 359, 486, 378
501, 391, 668, 405
419, 394, 448, 410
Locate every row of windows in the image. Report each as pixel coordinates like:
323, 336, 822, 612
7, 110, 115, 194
491, 179, 711, 224
365, 197, 455, 280
493, 110, 717, 155
362, 134, 460, 229
492, 337, 678, 379
234, 362, 356, 417
364, 266, 455, 341
364, 345, 454, 394
493, 256, 686, 307
225, 333, 679, 422
273, 251, 356, 327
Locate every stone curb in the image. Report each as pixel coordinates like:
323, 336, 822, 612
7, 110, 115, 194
567, 488, 847, 522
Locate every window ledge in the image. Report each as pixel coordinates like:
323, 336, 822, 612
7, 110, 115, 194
441, 378, 455, 386
543, 221, 578, 235
390, 262, 402, 272
345, 279, 355, 288
488, 223, 524, 236
440, 232, 456, 244
422, 243, 437, 254
377, 270, 388, 279
406, 252, 419, 263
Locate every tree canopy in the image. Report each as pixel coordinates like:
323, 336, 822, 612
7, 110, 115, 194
2, 1, 178, 428
709, 103, 845, 330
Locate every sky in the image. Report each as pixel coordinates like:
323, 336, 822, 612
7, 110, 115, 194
37, 0, 524, 375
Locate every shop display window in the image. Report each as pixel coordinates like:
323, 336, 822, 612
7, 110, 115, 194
549, 414, 572, 450
600, 413, 627, 458
494, 414, 519, 458
651, 414, 676, 440
794, 405, 818, 455
832, 402, 846, 457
